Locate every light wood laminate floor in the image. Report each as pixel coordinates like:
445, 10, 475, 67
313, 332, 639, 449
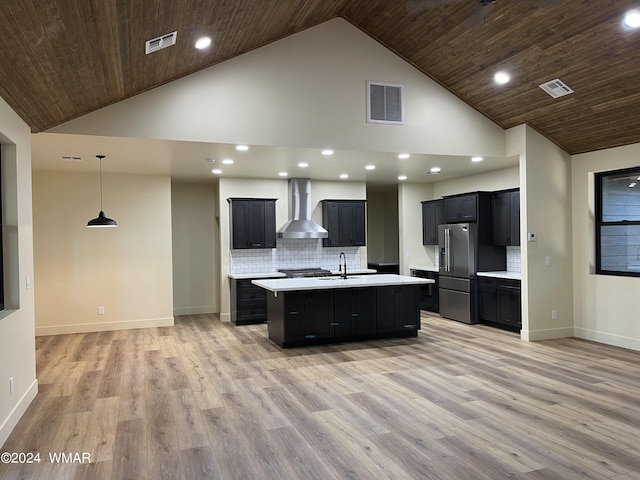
1, 313, 639, 479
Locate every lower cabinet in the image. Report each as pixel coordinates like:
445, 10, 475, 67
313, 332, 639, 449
477, 277, 521, 330
334, 288, 376, 336
375, 286, 420, 334
230, 278, 269, 325
267, 285, 420, 348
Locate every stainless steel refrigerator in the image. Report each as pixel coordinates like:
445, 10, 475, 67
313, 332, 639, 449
439, 223, 477, 324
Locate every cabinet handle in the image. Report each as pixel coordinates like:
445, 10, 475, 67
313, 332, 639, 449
305, 335, 316, 339
289, 311, 298, 315
253, 244, 262, 247
351, 313, 359, 317
403, 324, 417, 329
330, 323, 340, 326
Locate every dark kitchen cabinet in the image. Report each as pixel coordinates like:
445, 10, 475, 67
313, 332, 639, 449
282, 290, 334, 341
321, 200, 366, 247
421, 199, 444, 245
230, 278, 269, 325
228, 198, 277, 249
491, 189, 520, 246
477, 277, 521, 330
443, 194, 478, 223
334, 288, 376, 337
411, 269, 439, 313
376, 285, 420, 334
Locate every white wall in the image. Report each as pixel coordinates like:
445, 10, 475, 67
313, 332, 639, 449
572, 143, 640, 350
0, 97, 37, 447
48, 19, 505, 158
398, 182, 435, 274
517, 126, 574, 341
32, 171, 174, 334
171, 182, 217, 316
367, 187, 399, 263
433, 166, 520, 198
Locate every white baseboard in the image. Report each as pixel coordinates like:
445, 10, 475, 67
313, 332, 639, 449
0, 379, 38, 448
173, 306, 217, 316
219, 312, 231, 323
521, 326, 574, 342
35, 317, 175, 336
574, 327, 640, 352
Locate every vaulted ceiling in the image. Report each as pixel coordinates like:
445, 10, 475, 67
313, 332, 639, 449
2, 0, 640, 155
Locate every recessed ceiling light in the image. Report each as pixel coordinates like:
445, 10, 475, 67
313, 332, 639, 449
211, 168, 222, 174
278, 172, 288, 177
430, 167, 442, 174
494, 71, 511, 85
624, 10, 640, 28
339, 173, 349, 179
222, 158, 234, 165
471, 156, 484, 162
235, 145, 249, 151
365, 165, 376, 170
398, 175, 407, 181
195, 37, 212, 49
298, 162, 309, 168
321, 149, 334, 156
398, 153, 410, 159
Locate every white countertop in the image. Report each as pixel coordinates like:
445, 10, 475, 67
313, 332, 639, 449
252, 274, 434, 292
409, 265, 439, 273
228, 272, 286, 280
228, 268, 377, 280
477, 271, 521, 280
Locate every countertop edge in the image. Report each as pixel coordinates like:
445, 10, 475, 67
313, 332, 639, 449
252, 274, 434, 292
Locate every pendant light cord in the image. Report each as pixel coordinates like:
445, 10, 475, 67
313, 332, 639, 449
97, 154, 105, 212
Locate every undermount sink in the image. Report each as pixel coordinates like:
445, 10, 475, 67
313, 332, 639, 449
318, 276, 361, 280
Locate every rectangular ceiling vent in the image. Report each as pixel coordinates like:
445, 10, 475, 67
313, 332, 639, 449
539, 78, 574, 99
367, 81, 404, 125
145, 31, 177, 54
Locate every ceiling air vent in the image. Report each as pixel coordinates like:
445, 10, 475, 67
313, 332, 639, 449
539, 78, 574, 99
145, 31, 177, 54
367, 81, 404, 125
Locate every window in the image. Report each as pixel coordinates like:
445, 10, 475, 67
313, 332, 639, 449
595, 166, 640, 276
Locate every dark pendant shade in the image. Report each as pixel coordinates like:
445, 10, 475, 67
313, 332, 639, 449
87, 210, 117, 227
87, 154, 118, 228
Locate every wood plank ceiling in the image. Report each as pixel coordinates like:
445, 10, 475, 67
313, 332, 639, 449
1, 0, 640, 154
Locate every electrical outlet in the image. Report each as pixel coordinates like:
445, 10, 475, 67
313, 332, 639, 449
98, 306, 105, 315
551, 309, 558, 320
9, 377, 14, 395
545, 256, 552, 267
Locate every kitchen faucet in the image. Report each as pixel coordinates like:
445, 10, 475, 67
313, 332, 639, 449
339, 252, 347, 279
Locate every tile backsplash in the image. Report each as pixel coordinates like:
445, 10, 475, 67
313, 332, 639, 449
506, 246, 521, 273
230, 238, 360, 274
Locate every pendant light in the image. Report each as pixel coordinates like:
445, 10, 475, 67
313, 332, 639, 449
87, 154, 117, 228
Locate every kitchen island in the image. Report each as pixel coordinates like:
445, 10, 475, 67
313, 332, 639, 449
252, 274, 434, 348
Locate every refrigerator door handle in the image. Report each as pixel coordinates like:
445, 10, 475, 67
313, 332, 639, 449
444, 228, 451, 272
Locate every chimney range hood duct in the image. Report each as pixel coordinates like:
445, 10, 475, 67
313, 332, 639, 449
277, 178, 328, 239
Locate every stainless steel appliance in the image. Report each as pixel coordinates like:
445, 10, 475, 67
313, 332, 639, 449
278, 268, 332, 278
439, 223, 477, 324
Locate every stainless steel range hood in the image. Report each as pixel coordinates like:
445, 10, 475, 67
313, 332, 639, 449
277, 178, 328, 239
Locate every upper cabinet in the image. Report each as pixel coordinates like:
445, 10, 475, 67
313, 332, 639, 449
443, 194, 478, 223
421, 199, 443, 245
491, 189, 520, 246
228, 198, 277, 249
321, 200, 366, 247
